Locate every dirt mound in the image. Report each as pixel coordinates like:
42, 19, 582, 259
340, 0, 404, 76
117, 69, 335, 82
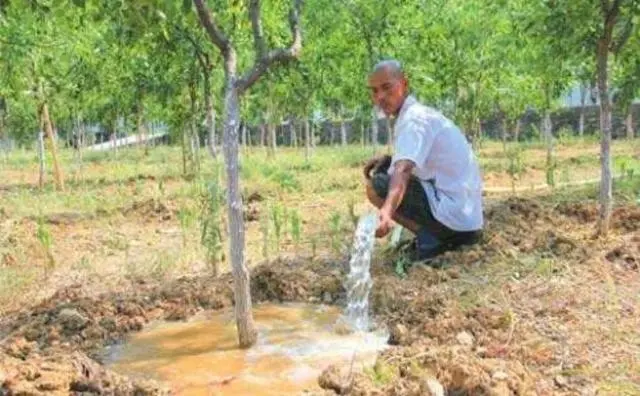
1, 348, 168, 395
120, 198, 174, 221
251, 258, 343, 303
605, 233, 639, 270
558, 201, 640, 232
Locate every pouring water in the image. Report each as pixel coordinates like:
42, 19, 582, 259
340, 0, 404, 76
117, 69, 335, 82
340, 212, 378, 332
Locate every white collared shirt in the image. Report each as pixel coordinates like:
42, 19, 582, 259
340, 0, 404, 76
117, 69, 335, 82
387, 95, 484, 231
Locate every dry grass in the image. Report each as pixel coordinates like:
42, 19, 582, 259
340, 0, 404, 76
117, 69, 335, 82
0, 138, 638, 316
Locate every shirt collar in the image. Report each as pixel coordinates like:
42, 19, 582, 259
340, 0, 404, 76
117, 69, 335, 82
397, 94, 417, 121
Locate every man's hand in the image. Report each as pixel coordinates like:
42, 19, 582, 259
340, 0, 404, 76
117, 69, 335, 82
376, 207, 394, 238
374, 159, 414, 238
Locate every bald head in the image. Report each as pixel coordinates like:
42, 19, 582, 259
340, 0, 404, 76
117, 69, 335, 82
371, 59, 405, 80
368, 59, 409, 117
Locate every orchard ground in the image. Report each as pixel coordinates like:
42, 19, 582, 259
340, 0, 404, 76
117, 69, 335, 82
1, 137, 639, 395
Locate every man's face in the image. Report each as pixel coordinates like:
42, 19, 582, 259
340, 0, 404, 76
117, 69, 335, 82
367, 69, 408, 117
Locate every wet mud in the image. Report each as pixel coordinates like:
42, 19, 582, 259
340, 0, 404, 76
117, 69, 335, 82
1, 197, 638, 395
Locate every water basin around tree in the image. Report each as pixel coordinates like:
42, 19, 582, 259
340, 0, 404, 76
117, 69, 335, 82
103, 302, 389, 395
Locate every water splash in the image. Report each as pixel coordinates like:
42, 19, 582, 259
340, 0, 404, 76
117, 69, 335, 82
342, 212, 378, 332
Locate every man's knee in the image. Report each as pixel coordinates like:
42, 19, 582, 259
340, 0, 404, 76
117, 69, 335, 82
366, 173, 388, 207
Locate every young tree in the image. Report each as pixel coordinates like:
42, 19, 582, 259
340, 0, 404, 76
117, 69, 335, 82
192, 0, 303, 348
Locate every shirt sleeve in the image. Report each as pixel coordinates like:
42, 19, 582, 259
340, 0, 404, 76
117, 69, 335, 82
389, 116, 435, 172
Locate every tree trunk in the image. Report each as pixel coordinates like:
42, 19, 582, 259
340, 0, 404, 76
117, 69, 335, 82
626, 107, 634, 139
268, 122, 276, 158
136, 103, 148, 153
111, 117, 118, 158
41, 102, 64, 191
0, 97, 6, 142
37, 130, 46, 189
514, 119, 521, 142
189, 83, 200, 175
501, 116, 507, 150
222, 63, 257, 348
241, 122, 247, 147
340, 118, 347, 146
579, 84, 586, 137
304, 119, 311, 161
371, 108, 378, 153
181, 125, 188, 177
544, 110, 554, 187
597, 37, 613, 235
290, 121, 298, 148
204, 70, 217, 160
260, 124, 266, 147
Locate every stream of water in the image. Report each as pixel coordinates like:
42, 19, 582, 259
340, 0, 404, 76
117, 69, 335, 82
341, 212, 378, 332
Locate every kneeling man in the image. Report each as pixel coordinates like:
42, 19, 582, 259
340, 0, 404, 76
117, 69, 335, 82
364, 60, 484, 260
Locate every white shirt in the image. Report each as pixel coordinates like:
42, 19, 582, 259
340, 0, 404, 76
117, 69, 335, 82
387, 95, 484, 231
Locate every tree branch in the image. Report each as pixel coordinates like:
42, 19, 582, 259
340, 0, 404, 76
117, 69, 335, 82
600, 0, 610, 16
236, 0, 303, 94
192, 0, 231, 56
611, 17, 634, 54
249, 0, 267, 59
177, 26, 211, 71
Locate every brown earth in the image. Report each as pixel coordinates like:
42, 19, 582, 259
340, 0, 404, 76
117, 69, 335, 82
1, 197, 639, 395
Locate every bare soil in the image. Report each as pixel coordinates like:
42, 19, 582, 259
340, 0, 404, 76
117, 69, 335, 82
1, 197, 639, 395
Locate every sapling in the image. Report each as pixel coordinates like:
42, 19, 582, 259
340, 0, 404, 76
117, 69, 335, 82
290, 209, 301, 250
200, 181, 225, 276
260, 208, 270, 260
36, 216, 55, 274
271, 204, 283, 253
506, 146, 524, 195
329, 211, 342, 254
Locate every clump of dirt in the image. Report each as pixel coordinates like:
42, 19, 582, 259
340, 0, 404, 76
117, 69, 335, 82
558, 201, 640, 232
26, 212, 96, 225
126, 174, 157, 184
1, 348, 168, 394
605, 234, 639, 270
250, 257, 343, 303
120, 198, 174, 221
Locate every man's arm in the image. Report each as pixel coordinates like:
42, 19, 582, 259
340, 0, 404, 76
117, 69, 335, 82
376, 159, 415, 236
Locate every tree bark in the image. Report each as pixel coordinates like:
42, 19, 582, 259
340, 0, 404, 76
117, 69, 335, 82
268, 122, 276, 158
340, 118, 347, 146
290, 120, 298, 147
596, 5, 617, 236
544, 110, 554, 187
222, 63, 257, 349
111, 117, 118, 158
514, 119, 521, 142
204, 69, 217, 160
260, 123, 266, 147
626, 107, 634, 139
501, 116, 507, 150
189, 82, 201, 175
181, 125, 188, 177
37, 129, 45, 189
41, 102, 64, 191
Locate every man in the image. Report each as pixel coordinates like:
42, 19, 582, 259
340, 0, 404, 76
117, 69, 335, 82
364, 59, 483, 261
